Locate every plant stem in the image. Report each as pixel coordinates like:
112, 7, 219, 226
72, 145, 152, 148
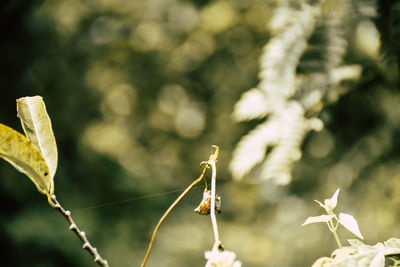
327, 212, 342, 248
332, 229, 342, 248
209, 160, 220, 244
207, 145, 223, 252
51, 195, 109, 267
141, 166, 208, 267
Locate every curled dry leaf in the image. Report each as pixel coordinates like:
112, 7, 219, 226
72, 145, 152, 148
194, 189, 221, 215
17, 96, 58, 179
0, 123, 53, 195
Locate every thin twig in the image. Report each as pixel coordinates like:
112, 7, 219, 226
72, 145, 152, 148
141, 167, 209, 267
207, 145, 223, 252
209, 160, 220, 244
51, 195, 109, 267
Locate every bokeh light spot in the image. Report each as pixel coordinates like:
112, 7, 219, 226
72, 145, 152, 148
175, 106, 206, 139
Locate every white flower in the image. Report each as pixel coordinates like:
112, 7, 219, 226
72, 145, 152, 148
205, 250, 242, 267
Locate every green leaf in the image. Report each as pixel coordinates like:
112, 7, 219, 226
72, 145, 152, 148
311, 256, 331, 267
0, 123, 53, 195
229, 120, 280, 181
312, 242, 400, 267
302, 215, 333, 226
338, 212, 364, 240
16, 96, 58, 179
314, 199, 326, 209
331, 247, 357, 261
369, 252, 384, 267
384, 238, 400, 248
327, 251, 380, 267
232, 88, 271, 121
347, 239, 365, 248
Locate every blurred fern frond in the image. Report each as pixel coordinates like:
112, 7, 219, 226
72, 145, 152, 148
230, 0, 369, 184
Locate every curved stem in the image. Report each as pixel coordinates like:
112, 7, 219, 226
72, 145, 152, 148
141, 167, 208, 267
51, 195, 109, 267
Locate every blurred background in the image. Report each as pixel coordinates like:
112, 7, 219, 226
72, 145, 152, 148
0, 0, 399, 266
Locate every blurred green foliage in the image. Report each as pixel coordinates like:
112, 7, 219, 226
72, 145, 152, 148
0, 0, 399, 266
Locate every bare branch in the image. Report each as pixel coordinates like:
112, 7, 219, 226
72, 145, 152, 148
51, 195, 109, 267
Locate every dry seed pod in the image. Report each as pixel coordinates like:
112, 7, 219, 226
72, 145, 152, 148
194, 189, 221, 215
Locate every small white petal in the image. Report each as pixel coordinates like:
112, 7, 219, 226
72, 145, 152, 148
302, 215, 333, 226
